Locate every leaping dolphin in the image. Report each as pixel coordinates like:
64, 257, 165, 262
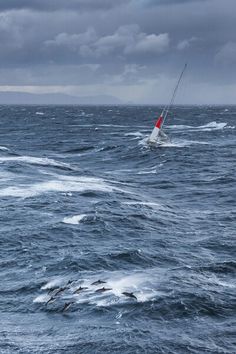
54, 287, 68, 296
66, 280, 74, 286
122, 292, 137, 300
46, 296, 56, 305
47, 287, 60, 295
62, 302, 74, 312
95, 287, 112, 293
73, 286, 88, 294
91, 280, 106, 286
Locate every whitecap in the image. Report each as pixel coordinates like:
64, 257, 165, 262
35, 112, 45, 115
0, 146, 9, 151
37, 269, 164, 308
0, 175, 126, 198
158, 139, 210, 147
168, 124, 193, 130
33, 294, 51, 303
198, 121, 227, 130
139, 136, 210, 148
137, 166, 157, 174
0, 155, 71, 169
62, 214, 86, 225
168, 121, 227, 131
41, 278, 63, 290
90, 272, 159, 306
124, 131, 143, 137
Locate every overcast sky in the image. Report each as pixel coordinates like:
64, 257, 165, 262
0, 0, 235, 104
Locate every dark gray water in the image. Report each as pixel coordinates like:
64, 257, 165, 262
0, 105, 235, 353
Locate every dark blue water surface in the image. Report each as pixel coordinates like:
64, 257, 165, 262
0, 105, 235, 353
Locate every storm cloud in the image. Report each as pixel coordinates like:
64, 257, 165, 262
0, 0, 235, 104
44, 25, 169, 59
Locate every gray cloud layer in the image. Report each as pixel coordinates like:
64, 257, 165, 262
146, 0, 207, 5
0, 0, 128, 12
0, 0, 209, 12
0, 0, 235, 103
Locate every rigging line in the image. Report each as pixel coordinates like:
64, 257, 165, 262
162, 63, 187, 126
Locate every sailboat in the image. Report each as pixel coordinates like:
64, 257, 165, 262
148, 64, 187, 145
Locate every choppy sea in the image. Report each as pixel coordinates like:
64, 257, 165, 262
0, 105, 235, 354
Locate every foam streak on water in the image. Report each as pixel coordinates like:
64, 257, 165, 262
0, 105, 235, 354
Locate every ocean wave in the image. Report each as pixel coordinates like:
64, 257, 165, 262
124, 131, 144, 138
64, 146, 94, 154
123, 201, 162, 209
0, 175, 126, 198
0, 155, 71, 169
0, 146, 9, 151
33, 294, 51, 303
137, 166, 158, 174
198, 261, 236, 274
34, 270, 161, 308
139, 137, 210, 148
41, 278, 65, 290
159, 139, 211, 147
168, 121, 227, 131
198, 121, 227, 130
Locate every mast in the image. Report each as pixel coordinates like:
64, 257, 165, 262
162, 63, 187, 127
148, 63, 187, 143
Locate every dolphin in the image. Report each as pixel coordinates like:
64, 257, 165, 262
47, 287, 60, 295
54, 287, 67, 296
122, 292, 137, 300
67, 280, 74, 286
62, 302, 74, 312
46, 296, 56, 305
91, 280, 106, 286
73, 286, 88, 294
95, 287, 112, 293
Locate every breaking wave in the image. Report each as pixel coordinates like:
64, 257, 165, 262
168, 121, 227, 131
0, 175, 126, 198
62, 214, 87, 225
0, 155, 71, 169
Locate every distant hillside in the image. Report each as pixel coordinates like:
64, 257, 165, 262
0, 91, 123, 105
